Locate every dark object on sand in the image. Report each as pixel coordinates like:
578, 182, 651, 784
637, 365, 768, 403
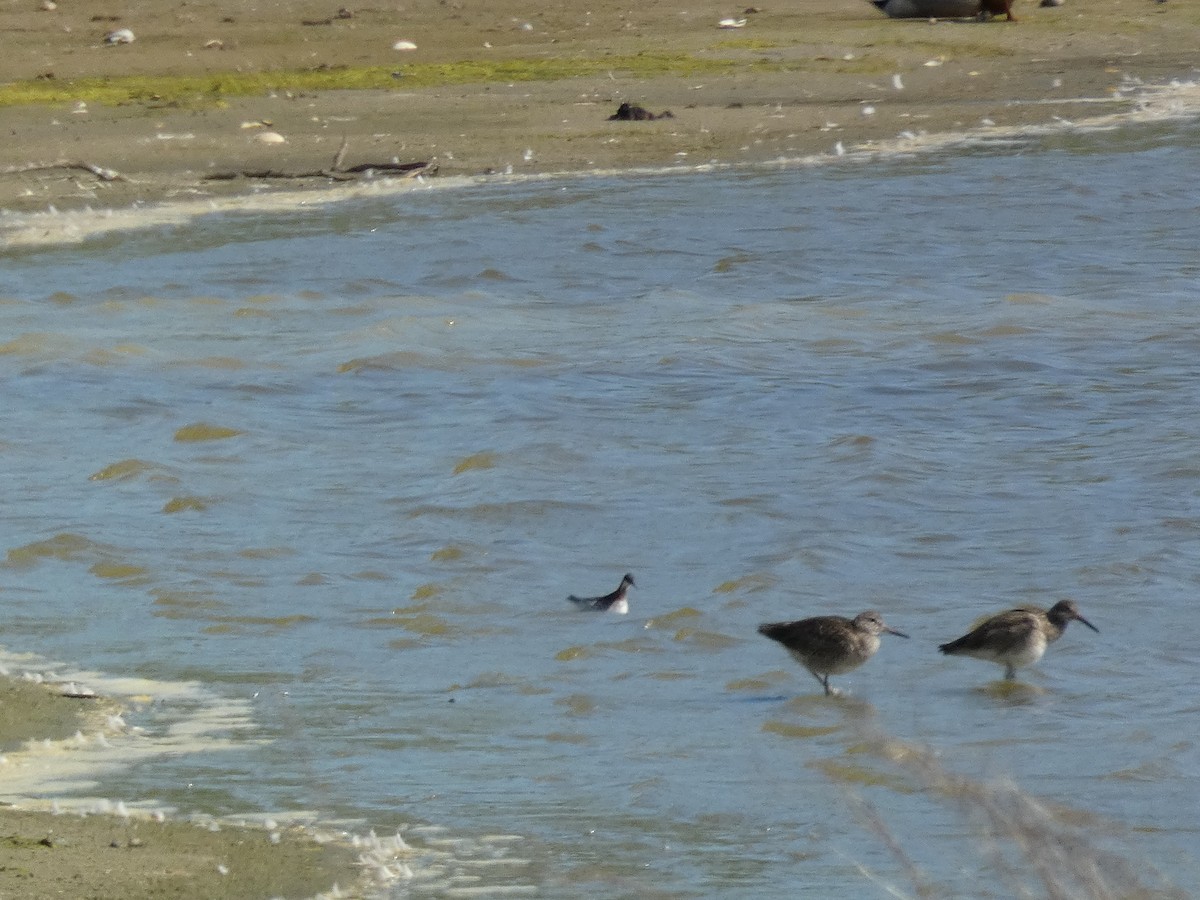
871, 0, 1017, 20
608, 102, 674, 121
981, 0, 1017, 18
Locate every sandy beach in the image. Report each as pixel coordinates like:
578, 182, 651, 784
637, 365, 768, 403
1, 0, 1198, 217
1, 1, 1198, 896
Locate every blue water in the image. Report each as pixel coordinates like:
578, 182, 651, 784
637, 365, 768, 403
3, 119, 1200, 897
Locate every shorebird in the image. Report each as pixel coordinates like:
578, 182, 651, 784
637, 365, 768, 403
758, 611, 908, 696
938, 599, 1098, 680
568, 573, 634, 614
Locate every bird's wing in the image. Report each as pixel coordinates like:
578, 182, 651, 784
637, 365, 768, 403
944, 609, 1038, 655
761, 617, 854, 655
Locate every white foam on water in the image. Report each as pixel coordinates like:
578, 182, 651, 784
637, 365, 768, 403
2, 78, 1197, 252
0, 649, 261, 803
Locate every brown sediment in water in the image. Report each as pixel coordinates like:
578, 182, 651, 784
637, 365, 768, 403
0, 0, 1197, 219
0, 674, 371, 899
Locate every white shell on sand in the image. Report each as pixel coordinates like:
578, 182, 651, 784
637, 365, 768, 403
104, 28, 135, 44
254, 131, 287, 144
392, 40, 418, 51
717, 18, 747, 28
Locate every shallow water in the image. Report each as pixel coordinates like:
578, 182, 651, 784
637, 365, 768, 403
3, 118, 1200, 897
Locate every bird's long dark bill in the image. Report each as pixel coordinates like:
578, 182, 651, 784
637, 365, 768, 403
1076, 615, 1099, 633
886, 627, 910, 638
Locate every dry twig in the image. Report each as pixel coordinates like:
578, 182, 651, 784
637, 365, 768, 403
205, 138, 436, 182
1, 160, 128, 182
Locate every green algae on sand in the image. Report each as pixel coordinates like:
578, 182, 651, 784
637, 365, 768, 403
0, 54, 774, 109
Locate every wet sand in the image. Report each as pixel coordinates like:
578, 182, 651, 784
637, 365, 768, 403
1, 0, 1198, 217
0, 806, 365, 900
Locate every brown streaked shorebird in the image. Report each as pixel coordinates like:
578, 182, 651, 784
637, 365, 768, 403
757, 611, 908, 696
938, 599, 1098, 680
568, 573, 634, 614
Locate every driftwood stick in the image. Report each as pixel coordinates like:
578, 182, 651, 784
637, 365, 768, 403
331, 136, 350, 173
206, 169, 356, 180
338, 161, 431, 174
1, 159, 128, 182
204, 161, 435, 181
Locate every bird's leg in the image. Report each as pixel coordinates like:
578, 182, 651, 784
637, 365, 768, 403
810, 670, 831, 695
1004, 0, 1017, 20
818, 675, 841, 697
1004, 663, 1016, 680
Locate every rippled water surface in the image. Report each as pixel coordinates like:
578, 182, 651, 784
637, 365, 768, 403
4, 122, 1200, 897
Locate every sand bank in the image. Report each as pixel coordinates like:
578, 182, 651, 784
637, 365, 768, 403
1, 0, 1198, 228
0, 659, 402, 899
